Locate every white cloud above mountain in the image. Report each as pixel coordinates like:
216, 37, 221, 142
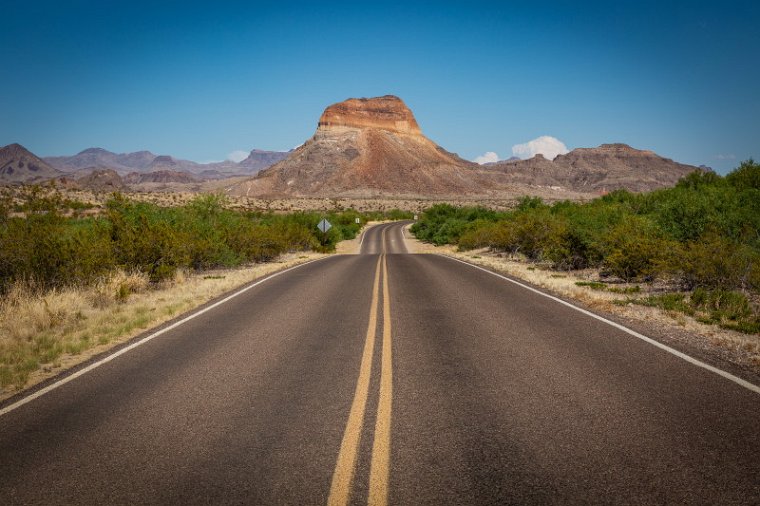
512, 136, 568, 160
474, 151, 499, 164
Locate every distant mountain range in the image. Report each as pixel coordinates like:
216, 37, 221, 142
2, 98, 705, 197
41, 147, 290, 181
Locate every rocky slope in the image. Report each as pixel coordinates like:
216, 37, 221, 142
0, 143, 62, 183
489, 144, 702, 192
74, 168, 127, 191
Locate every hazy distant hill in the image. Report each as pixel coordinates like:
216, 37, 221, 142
238, 149, 291, 172
124, 170, 200, 184
44, 147, 289, 180
44, 147, 156, 173
0, 143, 62, 183
488, 143, 702, 192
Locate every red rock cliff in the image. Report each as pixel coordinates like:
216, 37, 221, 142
317, 95, 421, 135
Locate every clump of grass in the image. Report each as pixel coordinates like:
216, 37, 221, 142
90, 269, 149, 308
575, 281, 608, 291
625, 288, 760, 335
608, 285, 641, 294
580, 282, 641, 294
628, 292, 694, 314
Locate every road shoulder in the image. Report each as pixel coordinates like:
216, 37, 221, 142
0, 252, 330, 404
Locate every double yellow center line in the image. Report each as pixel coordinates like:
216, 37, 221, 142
328, 227, 393, 506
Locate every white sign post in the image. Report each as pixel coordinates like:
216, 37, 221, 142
318, 219, 332, 233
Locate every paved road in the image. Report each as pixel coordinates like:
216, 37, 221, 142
1, 221, 758, 505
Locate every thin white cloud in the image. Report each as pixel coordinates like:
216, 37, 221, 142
714, 153, 736, 160
474, 151, 499, 164
512, 136, 569, 160
227, 150, 250, 163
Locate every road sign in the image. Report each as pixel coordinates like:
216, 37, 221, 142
414, 214, 418, 220
355, 217, 360, 224
318, 219, 332, 233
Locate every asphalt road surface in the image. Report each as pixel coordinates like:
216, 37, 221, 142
1, 221, 758, 505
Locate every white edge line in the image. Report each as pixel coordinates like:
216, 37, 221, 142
0, 258, 326, 417
443, 255, 760, 395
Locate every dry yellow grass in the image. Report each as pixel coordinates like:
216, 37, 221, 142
402, 224, 760, 373
0, 252, 326, 401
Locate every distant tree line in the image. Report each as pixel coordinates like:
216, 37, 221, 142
0, 190, 411, 292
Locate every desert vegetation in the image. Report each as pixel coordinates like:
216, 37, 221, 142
412, 161, 760, 335
0, 189, 411, 390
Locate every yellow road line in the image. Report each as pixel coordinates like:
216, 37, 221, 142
368, 254, 393, 506
327, 255, 382, 506
329, 225, 395, 505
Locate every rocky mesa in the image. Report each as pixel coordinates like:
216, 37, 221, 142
230, 96, 702, 199
230, 96, 525, 198
317, 95, 422, 135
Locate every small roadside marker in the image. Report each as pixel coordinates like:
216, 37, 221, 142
318, 219, 332, 233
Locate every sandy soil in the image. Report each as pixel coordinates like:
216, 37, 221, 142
2, 185, 579, 214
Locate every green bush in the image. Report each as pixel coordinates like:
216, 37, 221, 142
0, 191, 395, 292
690, 288, 752, 321
670, 230, 758, 290
601, 215, 671, 281
412, 204, 503, 245
725, 159, 760, 190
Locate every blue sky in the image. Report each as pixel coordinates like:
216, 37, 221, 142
1, 1, 758, 173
